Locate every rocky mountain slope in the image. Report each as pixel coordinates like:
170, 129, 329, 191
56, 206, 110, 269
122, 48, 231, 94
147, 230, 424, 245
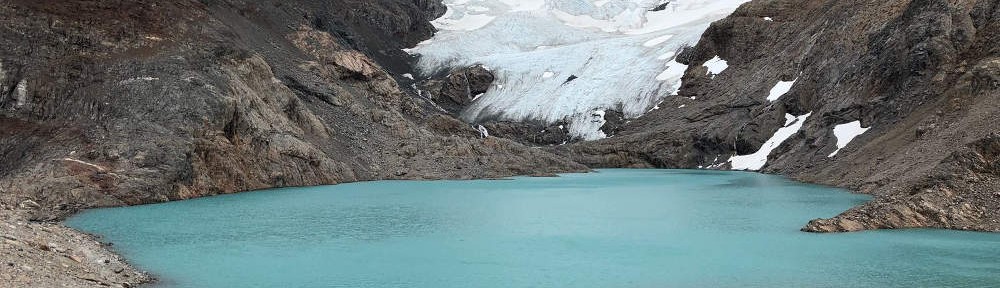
412, 0, 997, 231
0, 0, 585, 220
551, 0, 999, 231
0, 0, 997, 286
0, 0, 584, 286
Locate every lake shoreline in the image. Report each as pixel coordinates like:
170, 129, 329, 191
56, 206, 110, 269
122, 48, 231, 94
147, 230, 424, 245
3, 168, 993, 287
61, 169, 1000, 287
2, 169, 588, 288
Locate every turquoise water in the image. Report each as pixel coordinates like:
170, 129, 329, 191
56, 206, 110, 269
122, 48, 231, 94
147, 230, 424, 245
67, 169, 1000, 288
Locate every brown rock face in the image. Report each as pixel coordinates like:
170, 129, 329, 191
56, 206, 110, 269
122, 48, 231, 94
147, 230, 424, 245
418, 65, 496, 114
0, 0, 586, 285
0, 0, 586, 219
804, 133, 1000, 232
555, 0, 999, 231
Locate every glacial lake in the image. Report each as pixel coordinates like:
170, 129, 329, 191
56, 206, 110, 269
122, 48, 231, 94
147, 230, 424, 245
67, 169, 1000, 288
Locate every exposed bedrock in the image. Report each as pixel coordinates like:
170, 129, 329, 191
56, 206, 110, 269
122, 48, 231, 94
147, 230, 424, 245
418, 64, 496, 114
555, 0, 1000, 231
0, 0, 585, 222
0, 1, 586, 284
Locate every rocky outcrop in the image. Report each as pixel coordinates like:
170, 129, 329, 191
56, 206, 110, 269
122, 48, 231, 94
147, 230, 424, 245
804, 133, 1000, 232
555, 0, 999, 231
418, 65, 496, 114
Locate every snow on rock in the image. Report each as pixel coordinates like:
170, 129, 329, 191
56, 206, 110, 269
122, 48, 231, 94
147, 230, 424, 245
828, 121, 871, 157
568, 109, 608, 140
766, 78, 796, 101
702, 56, 728, 78
119, 77, 159, 85
409, 0, 750, 140
478, 124, 490, 138
763, 17, 773, 21
730, 112, 812, 170
402, 73, 415, 80
655, 59, 688, 90
15, 79, 27, 107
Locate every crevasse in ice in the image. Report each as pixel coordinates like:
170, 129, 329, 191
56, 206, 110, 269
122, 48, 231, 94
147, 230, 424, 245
408, 0, 749, 140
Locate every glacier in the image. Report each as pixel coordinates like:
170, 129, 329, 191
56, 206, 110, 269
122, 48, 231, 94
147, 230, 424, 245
407, 0, 751, 140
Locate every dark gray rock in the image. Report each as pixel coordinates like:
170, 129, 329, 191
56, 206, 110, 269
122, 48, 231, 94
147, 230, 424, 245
554, 0, 1000, 232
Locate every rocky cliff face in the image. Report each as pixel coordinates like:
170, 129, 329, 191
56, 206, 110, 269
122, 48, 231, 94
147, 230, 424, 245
0, 0, 586, 222
554, 0, 999, 231
0, 0, 589, 286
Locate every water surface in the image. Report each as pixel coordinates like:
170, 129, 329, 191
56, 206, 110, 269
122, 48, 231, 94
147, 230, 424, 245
67, 169, 1000, 288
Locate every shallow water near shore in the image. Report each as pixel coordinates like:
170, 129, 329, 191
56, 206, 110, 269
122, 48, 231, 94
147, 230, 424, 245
67, 169, 1000, 288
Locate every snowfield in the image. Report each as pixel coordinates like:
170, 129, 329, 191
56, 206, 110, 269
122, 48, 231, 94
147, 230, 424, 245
828, 121, 871, 157
729, 112, 812, 171
408, 0, 750, 140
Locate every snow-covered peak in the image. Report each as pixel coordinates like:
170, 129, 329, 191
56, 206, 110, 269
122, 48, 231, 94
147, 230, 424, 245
410, 0, 750, 140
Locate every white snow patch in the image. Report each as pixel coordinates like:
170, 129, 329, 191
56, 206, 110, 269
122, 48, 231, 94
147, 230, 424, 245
703, 56, 728, 77
678, 104, 685, 108
119, 77, 158, 85
706, 155, 725, 169
411, 0, 750, 139
542, 71, 555, 78
828, 121, 871, 157
402, 73, 415, 80
477, 124, 490, 138
763, 17, 773, 21
729, 112, 811, 170
766, 78, 796, 101
656, 59, 688, 83
15, 79, 27, 107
